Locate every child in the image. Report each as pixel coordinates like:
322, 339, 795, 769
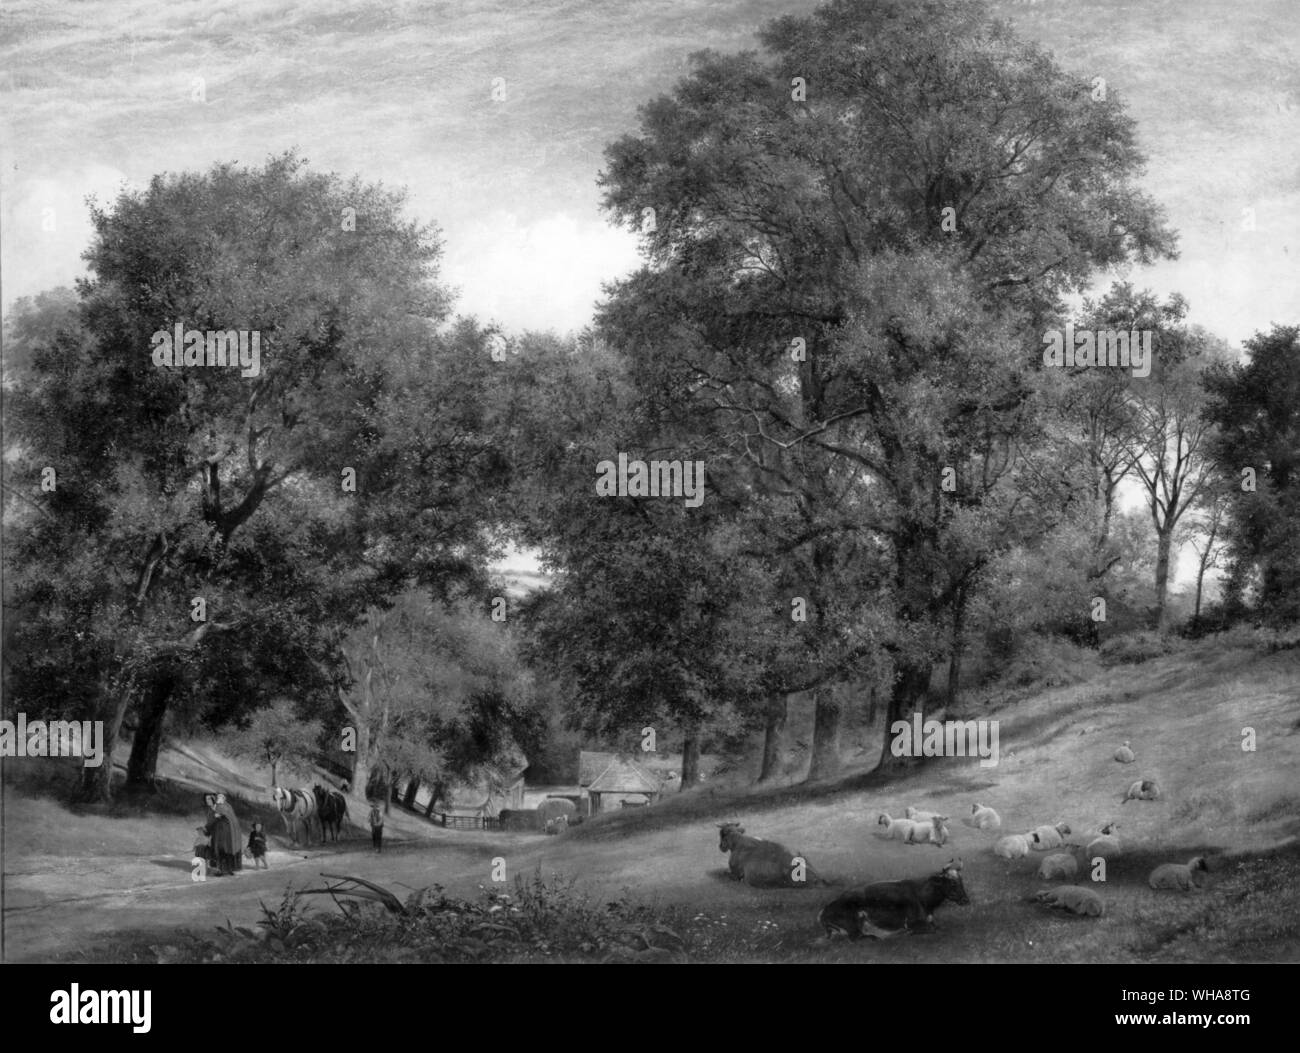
248, 821, 269, 869
368, 801, 384, 853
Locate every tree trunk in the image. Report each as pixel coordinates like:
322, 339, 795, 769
1154, 525, 1174, 631
402, 775, 420, 809
807, 683, 842, 781
125, 668, 176, 791
270, 756, 279, 788
946, 585, 967, 709
757, 692, 788, 783
874, 660, 932, 778
680, 728, 701, 789
75, 687, 129, 803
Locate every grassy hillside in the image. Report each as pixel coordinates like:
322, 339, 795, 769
5, 631, 1297, 962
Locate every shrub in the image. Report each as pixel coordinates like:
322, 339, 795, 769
1098, 630, 1182, 666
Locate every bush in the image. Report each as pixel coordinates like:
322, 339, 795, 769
997, 635, 1099, 689
1098, 630, 1183, 666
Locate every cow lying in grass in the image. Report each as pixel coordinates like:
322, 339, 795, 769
817, 859, 970, 939
717, 822, 828, 888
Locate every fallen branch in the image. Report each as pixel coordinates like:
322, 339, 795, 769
294, 872, 408, 916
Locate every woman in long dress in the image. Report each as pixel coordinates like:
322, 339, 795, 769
214, 793, 243, 874
202, 793, 241, 875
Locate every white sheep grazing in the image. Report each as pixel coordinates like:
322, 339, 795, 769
1114, 740, 1135, 763
1030, 822, 1071, 850
906, 815, 950, 846
875, 813, 918, 841
1037, 852, 1078, 880
994, 832, 1037, 859
1086, 822, 1121, 861
1149, 856, 1209, 891
1035, 885, 1104, 917
1123, 778, 1161, 803
905, 806, 941, 822
962, 803, 1002, 831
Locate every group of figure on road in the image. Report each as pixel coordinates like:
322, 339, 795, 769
195, 793, 255, 876
196, 783, 384, 874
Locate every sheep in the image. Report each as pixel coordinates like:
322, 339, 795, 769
1149, 856, 1209, 892
1035, 885, 1104, 917
906, 815, 950, 847
1086, 822, 1121, 861
993, 832, 1038, 859
1114, 740, 1135, 763
1037, 852, 1079, 881
875, 813, 918, 841
1123, 778, 1161, 803
905, 806, 940, 822
962, 803, 1002, 832
1030, 822, 1071, 850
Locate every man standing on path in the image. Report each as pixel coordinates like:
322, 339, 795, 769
369, 800, 384, 853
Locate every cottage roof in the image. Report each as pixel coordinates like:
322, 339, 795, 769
579, 750, 619, 786
587, 756, 662, 795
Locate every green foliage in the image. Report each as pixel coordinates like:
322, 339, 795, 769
1203, 324, 1300, 624
2, 152, 513, 798
226, 698, 324, 781
1098, 630, 1183, 666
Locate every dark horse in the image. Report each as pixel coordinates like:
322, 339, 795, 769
314, 784, 349, 843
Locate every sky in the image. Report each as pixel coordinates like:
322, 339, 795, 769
3, 0, 1297, 344
3, 0, 1298, 586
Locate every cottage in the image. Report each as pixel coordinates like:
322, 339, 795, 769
584, 755, 663, 814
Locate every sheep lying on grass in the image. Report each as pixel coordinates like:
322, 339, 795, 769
906, 815, 950, 847
994, 832, 1038, 859
905, 806, 940, 822
876, 813, 918, 841
962, 803, 1002, 831
1030, 822, 1071, 850
1037, 852, 1078, 880
1114, 740, 1135, 763
1123, 779, 1161, 803
1035, 885, 1104, 917
1149, 856, 1209, 891
1086, 822, 1121, 861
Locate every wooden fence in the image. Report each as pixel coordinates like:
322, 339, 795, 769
434, 813, 501, 831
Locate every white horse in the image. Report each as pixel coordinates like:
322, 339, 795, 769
272, 785, 318, 844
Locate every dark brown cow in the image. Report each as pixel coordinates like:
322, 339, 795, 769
817, 859, 970, 939
717, 822, 827, 888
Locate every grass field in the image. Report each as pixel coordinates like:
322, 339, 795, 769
4, 631, 1297, 963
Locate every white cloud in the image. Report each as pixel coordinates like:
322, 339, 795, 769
1, 163, 137, 310
441, 210, 641, 334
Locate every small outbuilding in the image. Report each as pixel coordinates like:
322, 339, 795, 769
585, 755, 663, 814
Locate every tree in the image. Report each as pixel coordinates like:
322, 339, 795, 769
1186, 487, 1231, 622
228, 698, 323, 787
4, 153, 510, 801
597, 0, 1175, 777
1203, 324, 1300, 623
1130, 324, 1226, 631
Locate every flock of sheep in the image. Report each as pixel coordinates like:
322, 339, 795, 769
874, 739, 1212, 921
716, 735, 1215, 941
